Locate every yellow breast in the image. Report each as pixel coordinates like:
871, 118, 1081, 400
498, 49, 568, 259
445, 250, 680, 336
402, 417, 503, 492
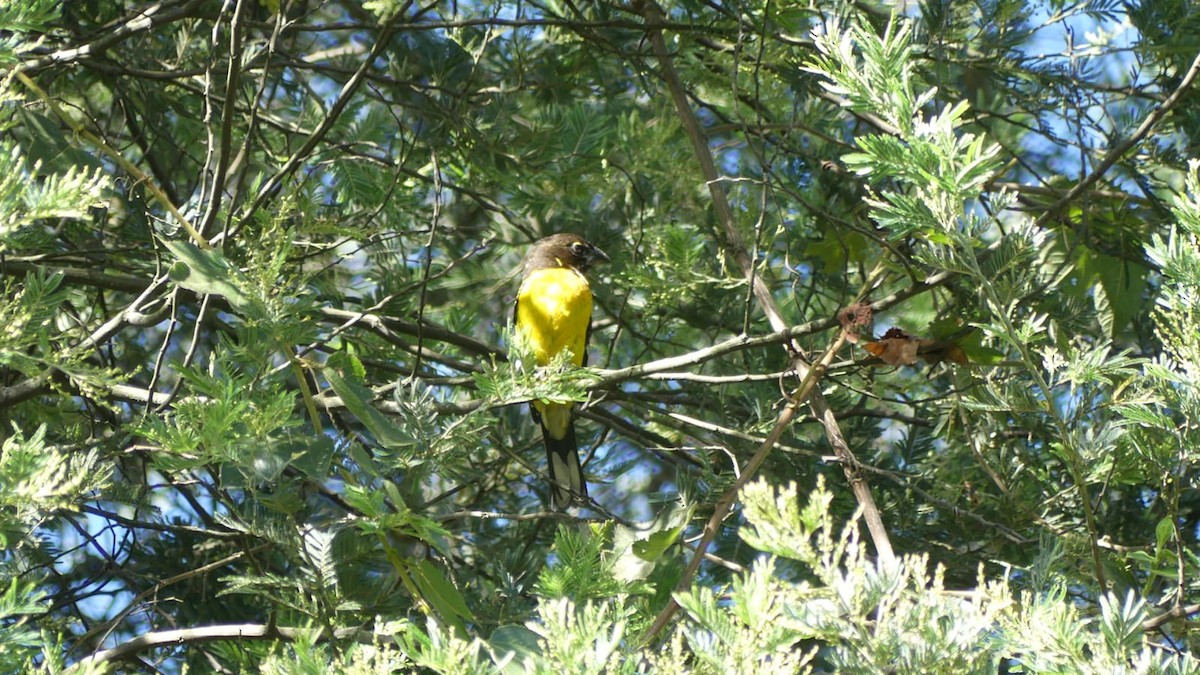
516, 267, 593, 367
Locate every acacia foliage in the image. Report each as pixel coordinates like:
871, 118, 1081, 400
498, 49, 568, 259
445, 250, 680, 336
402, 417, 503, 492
3, 0, 1200, 671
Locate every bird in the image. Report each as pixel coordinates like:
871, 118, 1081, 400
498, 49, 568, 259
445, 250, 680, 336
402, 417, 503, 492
514, 233, 609, 509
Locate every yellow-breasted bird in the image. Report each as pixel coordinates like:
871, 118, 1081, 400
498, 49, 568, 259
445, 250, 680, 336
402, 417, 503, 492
514, 233, 609, 509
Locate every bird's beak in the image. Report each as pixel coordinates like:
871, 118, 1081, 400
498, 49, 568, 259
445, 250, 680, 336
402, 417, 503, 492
589, 245, 610, 265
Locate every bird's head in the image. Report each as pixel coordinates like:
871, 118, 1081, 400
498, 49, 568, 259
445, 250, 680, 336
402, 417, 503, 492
529, 233, 610, 273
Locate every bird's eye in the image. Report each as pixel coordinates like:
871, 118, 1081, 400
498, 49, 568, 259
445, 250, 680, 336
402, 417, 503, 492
571, 242, 585, 253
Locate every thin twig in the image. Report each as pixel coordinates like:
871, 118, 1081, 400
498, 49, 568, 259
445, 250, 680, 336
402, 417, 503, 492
1033, 50, 1200, 229
231, 10, 404, 239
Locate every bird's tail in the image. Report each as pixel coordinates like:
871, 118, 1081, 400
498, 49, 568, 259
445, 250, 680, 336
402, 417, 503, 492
542, 422, 587, 510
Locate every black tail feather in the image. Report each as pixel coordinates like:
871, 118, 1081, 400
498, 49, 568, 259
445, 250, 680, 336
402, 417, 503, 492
542, 422, 586, 510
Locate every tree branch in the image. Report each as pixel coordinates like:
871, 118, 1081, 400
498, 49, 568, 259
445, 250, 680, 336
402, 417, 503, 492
18, 0, 209, 73
70, 623, 369, 671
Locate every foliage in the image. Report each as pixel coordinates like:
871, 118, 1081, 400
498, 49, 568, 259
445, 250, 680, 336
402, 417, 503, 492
3, 0, 1200, 670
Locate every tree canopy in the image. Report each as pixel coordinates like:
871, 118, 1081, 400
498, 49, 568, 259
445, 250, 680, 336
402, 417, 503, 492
4, 0, 1200, 671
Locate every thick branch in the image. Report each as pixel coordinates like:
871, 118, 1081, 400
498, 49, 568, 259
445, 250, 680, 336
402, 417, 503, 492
1142, 602, 1200, 632
19, 0, 208, 73
70, 623, 367, 671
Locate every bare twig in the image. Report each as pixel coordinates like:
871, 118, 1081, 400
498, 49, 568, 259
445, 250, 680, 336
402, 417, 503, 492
1033, 50, 1200, 229
231, 10, 404, 238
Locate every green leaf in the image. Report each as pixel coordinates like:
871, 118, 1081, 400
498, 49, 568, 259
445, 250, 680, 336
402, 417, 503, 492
631, 502, 690, 561
163, 239, 261, 316
14, 109, 103, 173
611, 502, 690, 583
324, 352, 417, 451
1155, 517, 1173, 551
1095, 255, 1148, 336
1115, 403, 1174, 431
411, 558, 475, 625
632, 526, 684, 561
956, 330, 1006, 365
809, 229, 868, 271
487, 625, 542, 673
291, 435, 336, 479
